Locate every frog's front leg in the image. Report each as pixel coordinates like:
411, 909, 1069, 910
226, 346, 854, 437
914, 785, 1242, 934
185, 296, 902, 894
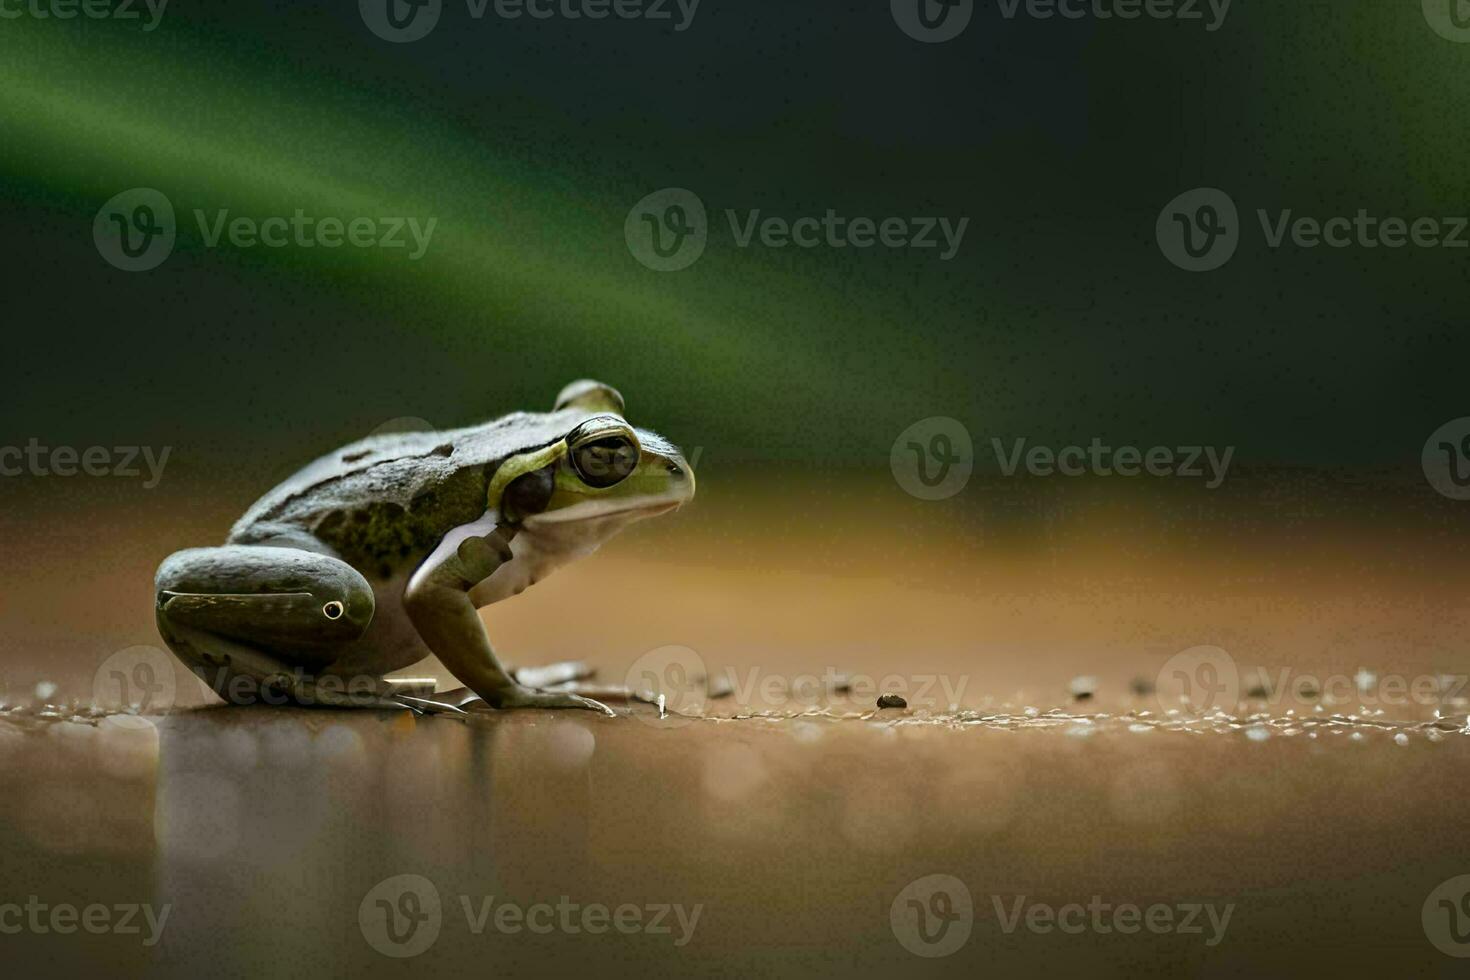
403, 519, 615, 717
154, 544, 397, 707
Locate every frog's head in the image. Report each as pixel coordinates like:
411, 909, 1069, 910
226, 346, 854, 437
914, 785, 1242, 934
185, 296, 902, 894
492, 381, 695, 544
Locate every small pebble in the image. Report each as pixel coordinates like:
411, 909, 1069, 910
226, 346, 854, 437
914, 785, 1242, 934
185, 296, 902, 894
876, 694, 907, 710
1394, 732, 1409, 747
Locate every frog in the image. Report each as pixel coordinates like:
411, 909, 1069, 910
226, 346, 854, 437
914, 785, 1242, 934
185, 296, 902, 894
153, 380, 694, 716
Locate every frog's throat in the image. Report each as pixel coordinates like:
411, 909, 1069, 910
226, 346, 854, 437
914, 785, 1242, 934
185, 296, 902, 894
487, 441, 568, 521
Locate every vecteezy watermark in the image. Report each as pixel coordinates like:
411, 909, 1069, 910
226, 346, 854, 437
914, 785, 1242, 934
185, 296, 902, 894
993, 437, 1234, 489
1424, 874, 1470, 957
360, 875, 443, 958
890, 874, 974, 958
0, 0, 168, 30
890, 0, 1230, 43
190, 666, 391, 708
93, 646, 179, 718
1154, 645, 1468, 713
0, 439, 171, 488
989, 895, 1233, 946
622, 646, 960, 721
1159, 187, 1470, 272
94, 188, 438, 272
0, 897, 171, 946
891, 0, 973, 42
623, 645, 707, 725
359, 874, 702, 958
889, 875, 1233, 956
359, 0, 700, 43
1423, 0, 1470, 43
724, 666, 968, 710
1156, 187, 1239, 272
93, 188, 176, 272
625, 188, 968, 271
891, 419, 1234, 500
891, 417, 974, 501
1423, 417, 1470, 501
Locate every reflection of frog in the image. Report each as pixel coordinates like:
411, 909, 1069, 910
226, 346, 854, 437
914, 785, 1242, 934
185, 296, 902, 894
155, 380, 693, 715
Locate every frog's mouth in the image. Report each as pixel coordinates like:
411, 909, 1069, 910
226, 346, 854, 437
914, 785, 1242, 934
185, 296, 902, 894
525, 497, 684, 526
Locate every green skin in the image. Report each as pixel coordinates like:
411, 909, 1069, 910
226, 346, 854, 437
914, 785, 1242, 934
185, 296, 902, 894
154, 380, 694, 715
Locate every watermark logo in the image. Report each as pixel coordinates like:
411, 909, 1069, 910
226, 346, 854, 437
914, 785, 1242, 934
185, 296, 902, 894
0, 898, 170, 946
894, 0, 1230, 40
891, 0, 973, 43
191, 666, 394, 708
0, 0, 169, 31
993, 437, 1233, 488
1157, 187, 1239, 272
93, 646, 178, 721
0, 439, 172, 488
725, 666, 967, 711
624, 644, 707, 724
362, 0, 699, 40
1423, 417, 1470, 501
360, 874, 443, 958
94, 188, 176, 272
94, 189, 438, 271
891, 417, 974, 501
1423, 0, 1470, 43
1163, 189, 1470, 272
360, 0, 443, 42
626, 188, 707, 272
1425, 875, 1470, 956
890, 874, 973, 957
360, 874, 701, 952
992, 895, 1232, 945
626, 189, 968, 270
1155, 645, 1467, 712
1155, 645, 1240, 713
194, 209, 437, 259
460, 895, 701, 944
994, 0, 1230, 28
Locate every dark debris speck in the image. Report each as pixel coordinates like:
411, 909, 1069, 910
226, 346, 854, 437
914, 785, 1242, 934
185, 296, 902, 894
876, 694, 907, 710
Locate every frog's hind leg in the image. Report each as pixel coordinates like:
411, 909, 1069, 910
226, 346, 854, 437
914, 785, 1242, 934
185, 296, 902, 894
154, 545, 399, 708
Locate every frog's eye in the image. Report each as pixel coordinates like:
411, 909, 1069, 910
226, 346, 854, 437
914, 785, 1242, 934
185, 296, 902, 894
569, 428, 640, 489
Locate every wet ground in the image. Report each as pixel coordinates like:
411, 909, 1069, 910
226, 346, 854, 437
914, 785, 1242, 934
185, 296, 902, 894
3, 698, 1469, 977
3, 471, 1470, 975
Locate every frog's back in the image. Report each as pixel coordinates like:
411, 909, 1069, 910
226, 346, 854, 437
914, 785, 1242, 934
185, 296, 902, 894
228, 410, 580, 578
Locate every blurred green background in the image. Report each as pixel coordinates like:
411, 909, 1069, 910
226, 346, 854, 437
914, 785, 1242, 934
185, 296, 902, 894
1, 1, 1467, 476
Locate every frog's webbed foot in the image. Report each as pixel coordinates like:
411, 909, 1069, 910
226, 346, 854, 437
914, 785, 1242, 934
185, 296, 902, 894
492, 686, 617, 717
394, 694, 472, 716
420, 684, 616, 717
392, 684, 481, 716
